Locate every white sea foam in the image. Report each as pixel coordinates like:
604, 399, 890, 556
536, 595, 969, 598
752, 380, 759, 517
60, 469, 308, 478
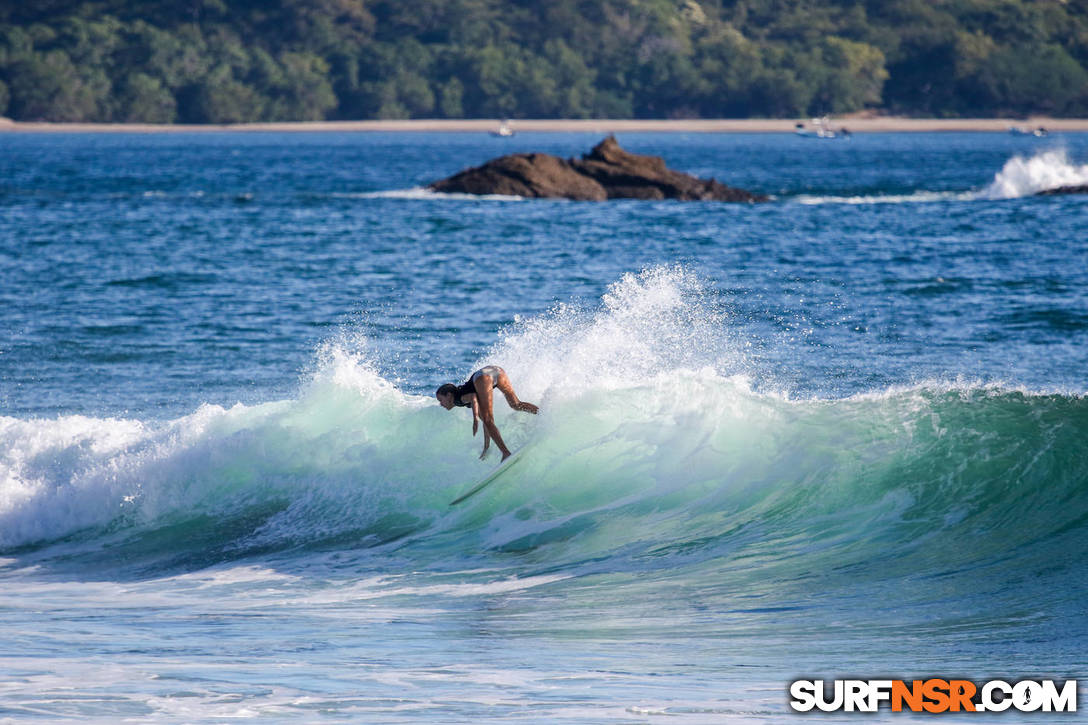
0, 414, 150, 543
345, 187, 525, 201
488, 266, 744, 400
794, 191, 970, 205
978, 149, 1088, 199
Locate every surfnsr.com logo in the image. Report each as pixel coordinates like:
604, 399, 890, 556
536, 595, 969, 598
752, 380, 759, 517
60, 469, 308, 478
789, 679, 1077, 713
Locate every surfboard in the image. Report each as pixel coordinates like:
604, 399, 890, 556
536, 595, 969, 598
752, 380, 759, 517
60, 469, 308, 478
449, 448, 525, 506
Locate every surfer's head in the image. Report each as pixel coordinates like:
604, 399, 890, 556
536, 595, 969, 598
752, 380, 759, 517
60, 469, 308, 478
436, 383, 458, 409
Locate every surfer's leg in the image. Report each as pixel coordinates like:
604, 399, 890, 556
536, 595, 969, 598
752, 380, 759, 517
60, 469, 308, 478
474, 374, 512, 459
495, 370, 539, 414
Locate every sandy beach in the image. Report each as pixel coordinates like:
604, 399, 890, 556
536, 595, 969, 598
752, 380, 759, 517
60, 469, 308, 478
3, 116, 1088, 133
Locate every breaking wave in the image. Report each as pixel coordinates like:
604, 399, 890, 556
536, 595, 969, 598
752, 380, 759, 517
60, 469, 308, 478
978, 149, 1088, 199
2, 268, 1086, 592
797, 149, 1088, 204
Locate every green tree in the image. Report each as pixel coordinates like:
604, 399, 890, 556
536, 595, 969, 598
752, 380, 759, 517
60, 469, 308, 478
267, 52, 337, 120
117, 71, 176, 121
177, 65, 265, 123
543, 38, 597, 117
747, 69, 811, 117
128, 21, 210, 92
973, 43, 1088, 114
438, 77, 464, 118
7, 49, 109, 120
0, 25, 34, 65
394, 71, 435, 116
693, 25, 765, 117
630, 40, 706, 117
808, 37, 888, 114
55, 16, 124, 70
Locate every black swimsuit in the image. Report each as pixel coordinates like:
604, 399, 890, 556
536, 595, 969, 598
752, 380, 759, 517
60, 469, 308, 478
452, 380, 476, 407
452, 366, 503, 406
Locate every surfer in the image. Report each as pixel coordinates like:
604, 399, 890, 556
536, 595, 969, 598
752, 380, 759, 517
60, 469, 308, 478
436, 365, 538, 461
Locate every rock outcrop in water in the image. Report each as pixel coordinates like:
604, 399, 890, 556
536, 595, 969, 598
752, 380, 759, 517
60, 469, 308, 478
429, 136, 768, 202
1035, 184, 1088, 196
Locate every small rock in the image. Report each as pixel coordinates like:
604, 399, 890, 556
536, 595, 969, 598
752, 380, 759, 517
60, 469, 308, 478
1036, 184, 1088, 196
429, 135, 767, 202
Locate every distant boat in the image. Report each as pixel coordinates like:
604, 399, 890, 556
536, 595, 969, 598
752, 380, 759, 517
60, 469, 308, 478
1009, 125, 1048, 137
491, 120, 515, 137
795, 117, 845, 139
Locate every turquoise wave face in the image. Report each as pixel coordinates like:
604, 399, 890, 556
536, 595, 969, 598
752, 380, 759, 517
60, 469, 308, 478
1, 267, 1084, 582
2, 268, 1083, 598
4, 348, 1085, 596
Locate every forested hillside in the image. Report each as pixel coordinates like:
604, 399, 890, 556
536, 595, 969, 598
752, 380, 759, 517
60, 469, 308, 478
2, 0, 1087, 123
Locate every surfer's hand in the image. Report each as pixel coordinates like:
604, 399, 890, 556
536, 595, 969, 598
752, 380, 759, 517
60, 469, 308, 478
479, 448, 488, 460
473, 419, 478, 436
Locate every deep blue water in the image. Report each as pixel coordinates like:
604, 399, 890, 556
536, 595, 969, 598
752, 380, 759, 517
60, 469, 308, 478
1, 132, 1086, 721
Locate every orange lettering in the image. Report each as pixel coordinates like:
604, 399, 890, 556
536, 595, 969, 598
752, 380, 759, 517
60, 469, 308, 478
923, 679, 951, 713
949, 680, 977, 712
892, 680, 924, 712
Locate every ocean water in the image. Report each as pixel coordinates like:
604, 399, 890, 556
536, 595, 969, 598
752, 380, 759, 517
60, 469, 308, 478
1, 131, 1087, 722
